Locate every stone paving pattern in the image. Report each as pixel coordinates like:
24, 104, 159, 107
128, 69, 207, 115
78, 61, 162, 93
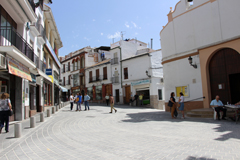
0, 104, 240, 160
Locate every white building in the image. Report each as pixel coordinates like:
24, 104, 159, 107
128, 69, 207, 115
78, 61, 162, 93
0, 0, 62, 121
121, 49, 164, 109
160, 0, 240, 112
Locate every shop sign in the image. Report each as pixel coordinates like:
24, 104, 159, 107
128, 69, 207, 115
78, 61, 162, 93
8, 57, 32, 81
131, 79, 150, 86
71, 86, 80, 90
45, 69, 53, 83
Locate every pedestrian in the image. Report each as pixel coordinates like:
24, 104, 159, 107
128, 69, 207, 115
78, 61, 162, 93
134, 93, 139, 106
170, 92, 177, 119
84, 93, 90, 111
105, 93, 110, 106
0, 93, 12, 134
178, 92, 185, 119
139, 94, 143, 106
70, 93, 74, 111
109, 94, 117, 113
75, 93, 82, 111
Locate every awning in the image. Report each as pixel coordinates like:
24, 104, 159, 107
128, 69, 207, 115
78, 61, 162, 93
8, 58, 32, 81
59, 85, 68, 92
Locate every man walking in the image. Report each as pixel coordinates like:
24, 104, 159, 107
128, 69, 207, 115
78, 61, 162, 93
76, 93, 82, 111
109, 94, 117, 113
70, 93, 74, 111
84, 93, 90, 111
210, 95, 227, 120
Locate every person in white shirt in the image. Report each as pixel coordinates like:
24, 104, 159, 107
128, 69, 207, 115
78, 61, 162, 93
70, 93, 74, 111
178, 92, 185, 119
105, 94, 110, 106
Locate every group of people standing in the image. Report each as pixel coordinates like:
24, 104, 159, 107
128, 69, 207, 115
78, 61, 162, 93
168, 92, 185, 119
70, 93, 90, 111
130, 93, 144, 106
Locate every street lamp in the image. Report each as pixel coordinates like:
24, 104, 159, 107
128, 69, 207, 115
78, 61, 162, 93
188, 56, 197, 69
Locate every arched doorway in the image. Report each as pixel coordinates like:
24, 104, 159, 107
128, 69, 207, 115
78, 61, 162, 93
209, 48, 240, 104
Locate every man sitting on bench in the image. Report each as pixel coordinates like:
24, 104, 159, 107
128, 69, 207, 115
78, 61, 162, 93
210, 95, 227, 120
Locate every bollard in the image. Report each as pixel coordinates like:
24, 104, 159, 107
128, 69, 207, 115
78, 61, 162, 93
30, 117, 36, 128
52, 107, 55, 114
56, 105, 59, 111
14, 123, 22, 138
47, 109, 51, 117
40, 112, 44, 122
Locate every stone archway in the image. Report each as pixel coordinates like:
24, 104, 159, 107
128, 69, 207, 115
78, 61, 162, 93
209, 48, 240, 104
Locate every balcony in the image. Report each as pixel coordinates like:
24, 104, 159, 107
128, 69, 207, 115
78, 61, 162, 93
0, 28, 35, 67
89, 76, 103, 83
103, 74, 108, 80
28, 0, 36, 13
45, 38, 61, 68
111, 57, 119, 65
112, 76, 119, 84
39, 60, 46, 72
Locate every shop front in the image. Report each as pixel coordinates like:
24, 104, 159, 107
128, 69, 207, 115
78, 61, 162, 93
87, 87, 93, 100
72, 86, 80, 97
54, 72, 60, 105
43, 80, 52, 106
29, 73, 37, 117
96, 85, 102, 101
131, 80, 151, 105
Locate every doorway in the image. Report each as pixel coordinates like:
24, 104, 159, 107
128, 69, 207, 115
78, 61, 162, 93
115, 89, 119, 103
229, 73, 240, 104
209, 48, 240, 104
125, 86, 131, 104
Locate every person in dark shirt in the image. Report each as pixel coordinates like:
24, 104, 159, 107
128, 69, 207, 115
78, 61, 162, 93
134, 93, 139, 106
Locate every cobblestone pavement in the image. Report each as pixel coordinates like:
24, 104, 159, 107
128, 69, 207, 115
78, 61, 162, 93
0, 104, 240, 160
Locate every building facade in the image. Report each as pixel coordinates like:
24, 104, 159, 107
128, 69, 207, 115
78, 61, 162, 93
160, 0, 240, 111
0, 0, 62, 121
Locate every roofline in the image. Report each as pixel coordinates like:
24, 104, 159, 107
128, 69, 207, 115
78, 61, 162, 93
121, 53, 150, 62
44, 4, 63, 48
61, 51, 87, 63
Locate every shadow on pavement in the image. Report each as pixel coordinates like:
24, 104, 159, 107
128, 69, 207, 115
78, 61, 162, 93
185, 156, 216, 160
121, 111, 240, 141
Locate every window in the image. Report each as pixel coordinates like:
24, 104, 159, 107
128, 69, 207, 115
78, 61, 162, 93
124, 67, 128, 79
68, 75, 71, 85
75, 61, 77, 70
73, 74, 79, 87
89, 71, 92, 82
73, 61, 75, 71
103, 67, 107, 80
158, 89, 162, 100
63, 77, 65, 86
78, 59, 80, 69
96, 69, 99, 81
63, 64, 65, 73
81, 57, 84, 68
96, 86, 102, 100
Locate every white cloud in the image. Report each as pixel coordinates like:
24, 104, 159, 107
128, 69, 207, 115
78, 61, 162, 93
101, 33, 103, 36
125, 22, 130, 28
131, 21, 137, 28
107, 32, 121, 39
84, 37, 90, 41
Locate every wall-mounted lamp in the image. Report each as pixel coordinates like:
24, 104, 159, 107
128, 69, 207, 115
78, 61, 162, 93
146, 70, 151, 77
188, 56, 197, 69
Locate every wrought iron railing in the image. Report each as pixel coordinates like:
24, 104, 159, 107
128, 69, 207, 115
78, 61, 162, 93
103, 74, 108, 80
89, 76, 103, 83
112, 76, 119, 84
0, 28, 34, 63
111, 57, 119, 65
34, 55, 39, 69
39, 60, 46, 72
28, 0, 36, 12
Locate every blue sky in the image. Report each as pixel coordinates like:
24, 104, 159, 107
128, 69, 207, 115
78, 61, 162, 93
50, 0, 180, 57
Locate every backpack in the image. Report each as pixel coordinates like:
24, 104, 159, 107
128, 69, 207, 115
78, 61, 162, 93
75, 97, 79, 102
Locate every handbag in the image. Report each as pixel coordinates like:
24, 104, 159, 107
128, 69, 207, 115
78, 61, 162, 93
8, 110, 13, 116
168, 100, 173, 107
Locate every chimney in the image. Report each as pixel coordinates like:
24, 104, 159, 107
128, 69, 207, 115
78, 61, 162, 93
65, 55, 67, 59
70, 53, 73, 57
151, 38, 153, 49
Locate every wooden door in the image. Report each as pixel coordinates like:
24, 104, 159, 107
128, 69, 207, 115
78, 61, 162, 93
115, 89, 119, 103
125, 86, 131, 103
106, 85, 111, 95
96, 69, 99, 80
209, 48, 240, 104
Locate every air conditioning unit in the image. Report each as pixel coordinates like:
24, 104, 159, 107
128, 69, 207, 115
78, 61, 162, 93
0, 54, 7, 69
160, 78, 164, 83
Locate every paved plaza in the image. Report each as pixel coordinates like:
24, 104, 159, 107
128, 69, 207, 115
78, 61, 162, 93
0, 104, 240, 160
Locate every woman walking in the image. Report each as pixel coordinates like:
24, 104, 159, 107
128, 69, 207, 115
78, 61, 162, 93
178, 92, 185, 119
0, 93, 12, 134
170, 92, 177, 119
